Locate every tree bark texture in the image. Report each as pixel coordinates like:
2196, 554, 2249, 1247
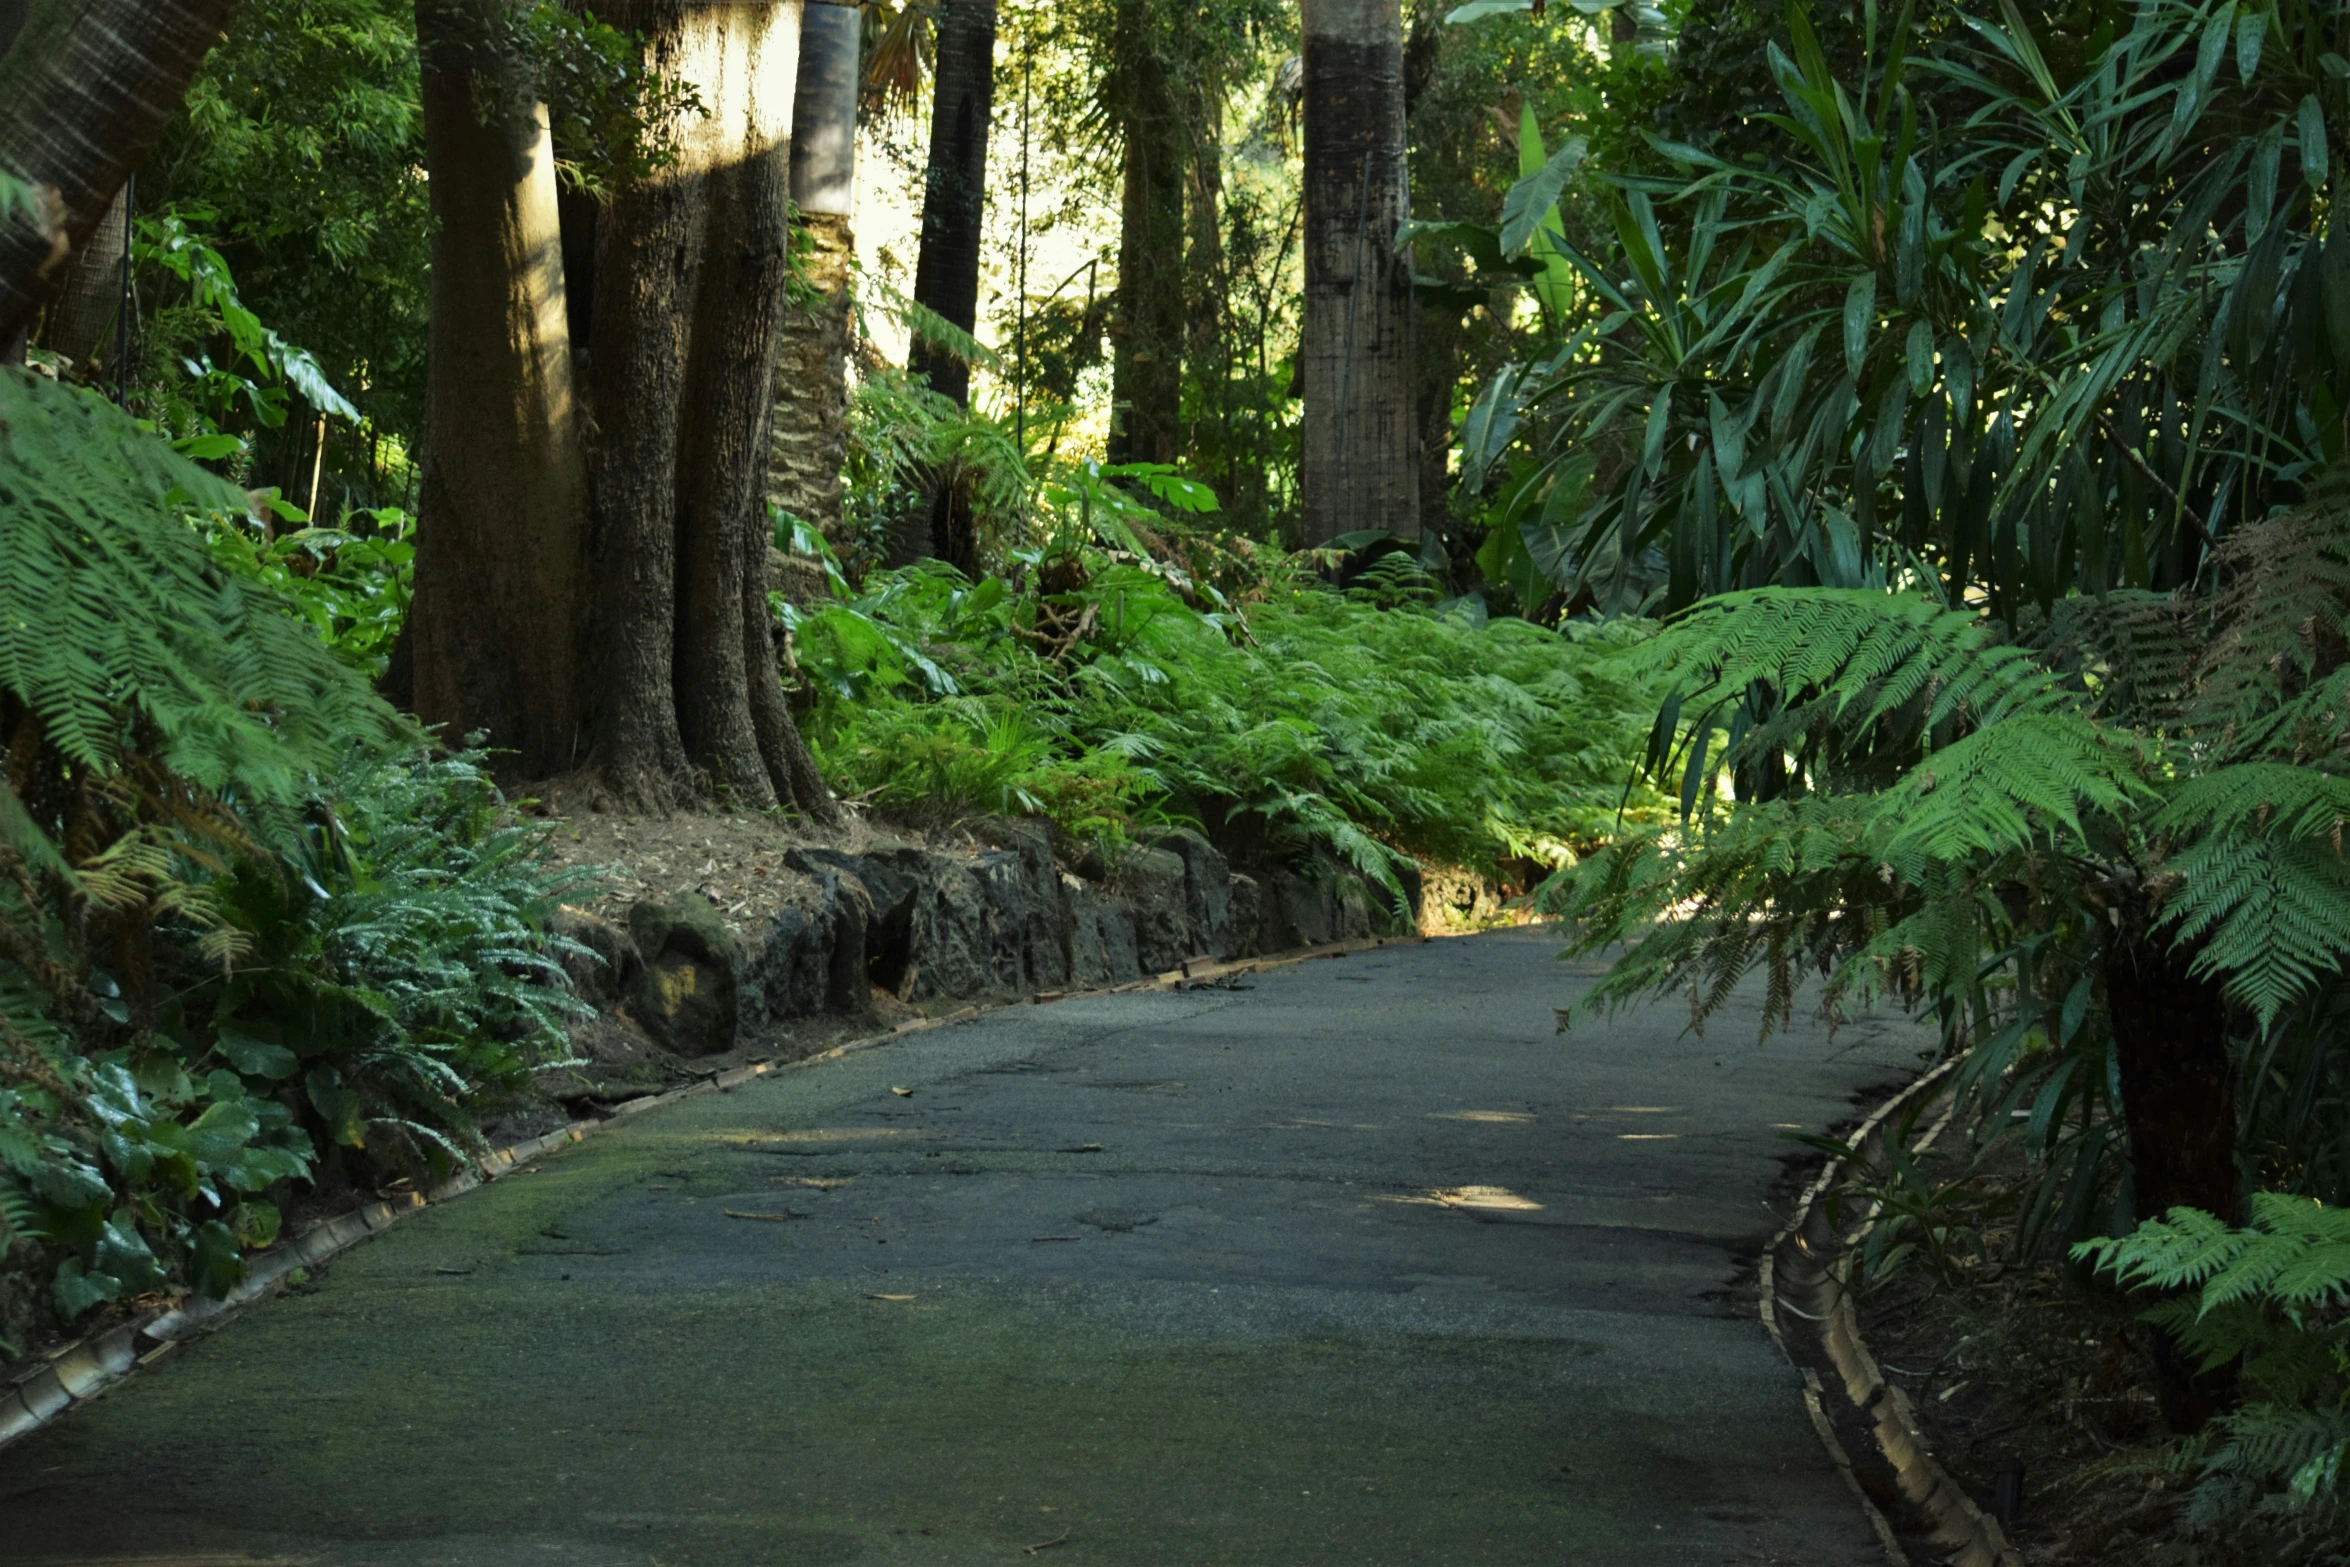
0, 0, 240, 345
1299, 0, 1418, 546
589, 1, 839, 822
1107, 2, 1183, 468
410, 3, 590, 778
1413, 299, 1463, 546
36, 186, 126, 368
906, 0, 995, 411
890, 0, 994, 570
768, 0, 856, 545
768, 210, 854, 542
2102, 918, 2243, 1434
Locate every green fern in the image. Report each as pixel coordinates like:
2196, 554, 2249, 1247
2079, 1197, 2350, 1550
2158, 767, 2350, 1029
2079, 1195, 2350, 1312
0, 367, 409, 867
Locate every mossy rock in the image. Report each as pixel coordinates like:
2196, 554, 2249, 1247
624, 895, 741, 1057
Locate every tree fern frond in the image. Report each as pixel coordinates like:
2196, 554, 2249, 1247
1872, 712, 2151, 865
2157, 766, 2350, 1027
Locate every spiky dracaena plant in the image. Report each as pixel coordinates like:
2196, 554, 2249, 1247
1545, 497, 2350, 1433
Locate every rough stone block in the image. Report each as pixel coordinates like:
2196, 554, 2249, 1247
625, 894, 742, 1056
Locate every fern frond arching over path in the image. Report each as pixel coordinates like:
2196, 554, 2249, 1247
0, 368, 408, 875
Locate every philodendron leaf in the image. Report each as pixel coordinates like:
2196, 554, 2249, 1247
1501, 134, 1590, 257
215, 1029, 298, 1081
51, 1259, 123, 1319
189, 1220, 247, 1299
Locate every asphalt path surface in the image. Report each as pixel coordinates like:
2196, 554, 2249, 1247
0, 927, 1922, 1565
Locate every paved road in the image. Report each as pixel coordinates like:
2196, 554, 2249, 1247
0, 928, 1920, 1565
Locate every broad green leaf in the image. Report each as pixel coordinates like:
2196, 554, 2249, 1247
215, 1029, 298, 1081
172, 433, 244, 462
1906, 320, 1935, 396
1844, 275, 1876, 378
1500, 134, 1589, 257
1444, 0, 1531, 20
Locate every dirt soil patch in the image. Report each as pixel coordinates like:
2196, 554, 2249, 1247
1855, 1138, 2191, 1563
526, 773, 990, 936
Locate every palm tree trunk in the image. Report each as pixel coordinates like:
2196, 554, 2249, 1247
1299, 0, 1417, 547
893, 0, 995, 570
409, 0, 590, 779
1107, 2, 1183, 468
768, 0, 860, 547
35, 186, 126, 369
0, 0, 240, 347
907, 0, 996, 410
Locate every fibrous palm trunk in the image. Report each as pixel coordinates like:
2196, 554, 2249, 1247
1107, 2, 1183, 468
0, 0, 241, 347
36, 187, 126, 370
409, 0, 590, 778
895, 0, 995, 570
589, 1, 838, 821
767, 0, 860, 546
1299, 0, 1417, 546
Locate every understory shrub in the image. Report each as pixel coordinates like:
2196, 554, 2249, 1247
2080, 1197, 2350, 1562
787, 540, 1671, 897
0, 369, 587, 1334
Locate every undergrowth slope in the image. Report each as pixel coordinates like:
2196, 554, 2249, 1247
788, 546, 1671, 898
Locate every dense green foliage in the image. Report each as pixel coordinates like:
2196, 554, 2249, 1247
2081, 1196, 2350, 1558
0, 371, 586, 1333
1450, 0, 2345, 617
790, 536, 1671, 897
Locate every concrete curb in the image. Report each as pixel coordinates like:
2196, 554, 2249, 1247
0, 933, 1417, 1457
1760, 1056, 2024, 1567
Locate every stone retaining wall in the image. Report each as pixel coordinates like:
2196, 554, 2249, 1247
559, 823, 1418, 1057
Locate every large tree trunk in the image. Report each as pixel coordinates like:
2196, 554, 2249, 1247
409, 1, 590, 778
892, 0, 994, 570
589, 1, 840, 823
767, 0, 858, 547
1299, 0, 1417, 546
2102, 914, 2243, 1434
0, 0, 240, 347
1107, 2, 1182, 469
906, 0, 994, 409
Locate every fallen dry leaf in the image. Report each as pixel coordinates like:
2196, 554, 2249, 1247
890, 1086, 914, 1098
863, 1292, 917, 1302
723, 1208, 808, 1222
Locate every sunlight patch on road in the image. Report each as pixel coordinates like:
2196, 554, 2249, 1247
1375, 1184, 1546, 1212
720, 1127, 935, 1145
